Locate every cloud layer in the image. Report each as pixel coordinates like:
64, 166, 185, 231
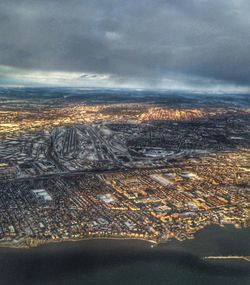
0, 0, 250, 90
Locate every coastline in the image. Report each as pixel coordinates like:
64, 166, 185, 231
0, 224, 249, 285
0, 235, 158, 250
0, 223, 249, 250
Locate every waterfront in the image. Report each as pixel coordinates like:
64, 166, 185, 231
1, 90, 249, 255
0, 225, 249, 285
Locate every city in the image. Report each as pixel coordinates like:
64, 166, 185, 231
0, 90, 249, 248
1, 1, 250, 284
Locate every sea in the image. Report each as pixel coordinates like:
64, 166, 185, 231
0, 225, 249, 285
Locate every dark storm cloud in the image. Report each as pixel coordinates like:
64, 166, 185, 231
0, 0, 250, 87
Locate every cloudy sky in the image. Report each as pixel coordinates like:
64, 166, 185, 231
0, 0, 250, 91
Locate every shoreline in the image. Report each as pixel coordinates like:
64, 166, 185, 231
0, 223, 249, 250
0, 215, 249, 285
0, 235, 158, 250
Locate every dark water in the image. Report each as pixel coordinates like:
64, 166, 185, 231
0, 225, 249, 285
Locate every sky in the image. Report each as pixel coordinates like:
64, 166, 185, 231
0, 0, 250, 92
